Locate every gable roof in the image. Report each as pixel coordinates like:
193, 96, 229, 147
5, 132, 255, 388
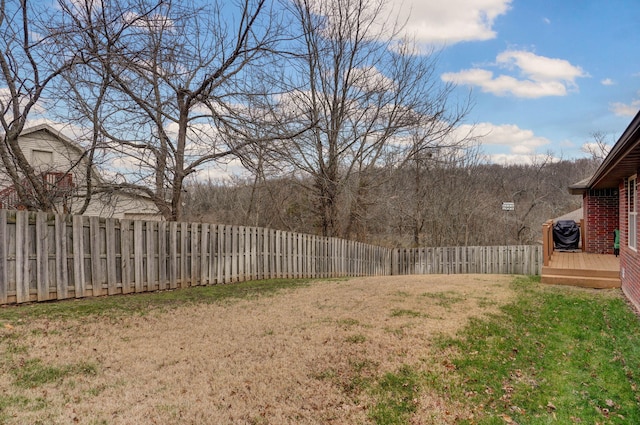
15, 123, 108, 184
19, 123, 85, 154
584, 109, 640, 190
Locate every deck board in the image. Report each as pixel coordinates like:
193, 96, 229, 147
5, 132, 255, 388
542, 252, 620, 288
548, 252, 619, 272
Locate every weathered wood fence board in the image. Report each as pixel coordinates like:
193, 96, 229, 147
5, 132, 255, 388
0, 209, 541, 305
392, 245, 542, 276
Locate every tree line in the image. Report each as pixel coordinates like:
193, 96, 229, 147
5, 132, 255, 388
184, 156, 599, 247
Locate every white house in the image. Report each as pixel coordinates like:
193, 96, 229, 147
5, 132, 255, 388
0, 124, 162, 220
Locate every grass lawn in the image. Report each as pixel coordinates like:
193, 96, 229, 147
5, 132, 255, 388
436, 276, 640, 424
0, 275, 638, 424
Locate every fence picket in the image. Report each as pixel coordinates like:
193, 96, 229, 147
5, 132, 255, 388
134, 220, 144, 293
0, 210, 8, 304
15, 211, 29, 303
72, 215, 86, 298
89, 217, 102, 296
191, 223, 199, 285
180, 222, 188, 287
121, 220, 132, 294
159, 221, 167, 289
146, 221, 156, 291
55, 211, 69, 302
106, 219, 117, 295
36, 213, 49, 301
200, 223, 209, 285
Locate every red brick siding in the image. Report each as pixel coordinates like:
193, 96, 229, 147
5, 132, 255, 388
620, 178, 640, 312
583, 188, 619, 254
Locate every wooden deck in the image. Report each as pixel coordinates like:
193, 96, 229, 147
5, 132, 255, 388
541, 252, 620, 289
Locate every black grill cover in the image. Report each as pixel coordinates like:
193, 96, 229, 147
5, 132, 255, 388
553, 220, 580, 250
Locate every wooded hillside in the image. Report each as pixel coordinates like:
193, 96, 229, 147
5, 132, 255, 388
184, 157, 599, 248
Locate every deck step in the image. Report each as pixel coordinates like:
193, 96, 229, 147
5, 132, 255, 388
541, 274, 621, 289
541, 266, 619, 279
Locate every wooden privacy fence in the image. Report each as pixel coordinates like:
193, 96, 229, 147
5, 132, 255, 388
0, 209, 542, 305
392, 245, 542, 276
0, 210, 390, 305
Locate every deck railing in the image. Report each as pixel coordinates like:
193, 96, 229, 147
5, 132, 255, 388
0, 172, 74, 210
542, 219, 554, 266
542, 218, 586, 266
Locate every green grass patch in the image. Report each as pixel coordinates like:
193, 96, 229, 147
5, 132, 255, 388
429, 291, 466, 309
391, 308, 423, 318
12, 358, 97, 388
0, 394, 42, 423
369, 365, 421, 424
435, 275, 640, 424
337, 318, 361, 328
0, 278, 311, 325
345, 334, 367, 344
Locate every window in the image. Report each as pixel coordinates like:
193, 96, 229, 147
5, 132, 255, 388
629, 175, 637, 251
31, 150, 53, 169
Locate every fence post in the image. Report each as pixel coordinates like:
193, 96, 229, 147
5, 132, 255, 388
542, 220, 554, 266
0, 210, 8, 304
72, 215, 86, 298
159, 220, 168, 289
106, 218, 117, 295
134, 220, 144, 292
121, 219, 133, 294
36, 212, 49, 301
15, 211, 29, 303
54, 214, 66, 299
168, 221, 177, 289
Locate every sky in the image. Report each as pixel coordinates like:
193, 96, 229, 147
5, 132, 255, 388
22, 0, 640, 181
387, 0, 640, 164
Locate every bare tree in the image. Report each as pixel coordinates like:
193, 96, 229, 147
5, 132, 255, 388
582, 131, 612, 165
0, 0, 85, 211
54, 0, 286, 221
266, 0, 470, 238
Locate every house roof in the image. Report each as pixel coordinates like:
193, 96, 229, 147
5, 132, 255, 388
553, 207, 583, 222
20, 123, 84, 153
568, 177, 591, 195
581, 109, 640, 191
18, 123, 107, 184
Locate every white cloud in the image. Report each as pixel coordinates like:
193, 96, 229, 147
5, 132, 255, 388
122, 11, 174, 31
351, 66, 397, 92
454, 122, 552, 164
388, 0, 512, 45
466, 122, 550, 151
0, 88, 47, 115
611, 99, 640, 117
601, 78, 615, 86
489, 152, 559, 165
442, 50, 587, 98
581, 141, 612, 158
193, 158, 250, 182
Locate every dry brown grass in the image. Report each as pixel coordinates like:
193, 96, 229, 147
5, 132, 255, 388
0, 274, 515, 424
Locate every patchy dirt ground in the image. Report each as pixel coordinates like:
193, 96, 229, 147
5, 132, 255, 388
0, 274, 516, 424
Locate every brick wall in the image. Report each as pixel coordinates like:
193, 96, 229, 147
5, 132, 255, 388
620, 179, 640, 312
583, 188, 619, 254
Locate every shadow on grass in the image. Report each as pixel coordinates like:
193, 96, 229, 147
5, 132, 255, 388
0, 278, 312, 324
